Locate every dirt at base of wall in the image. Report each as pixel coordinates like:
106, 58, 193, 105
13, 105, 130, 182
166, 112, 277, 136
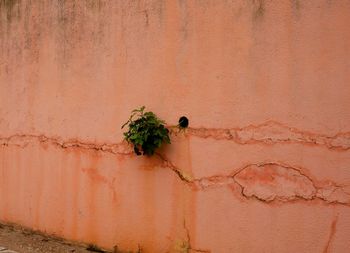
0, 222, 106, 253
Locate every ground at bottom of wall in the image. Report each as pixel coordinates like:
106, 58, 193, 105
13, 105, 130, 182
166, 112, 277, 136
0, 223, 112, 253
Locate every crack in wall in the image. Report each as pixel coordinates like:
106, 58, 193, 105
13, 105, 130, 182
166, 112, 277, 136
2, 120, 350, 152
0, 134, 133, 156
183, 219, 211, 253
1, 129, 350, 206
232, 163, 350, 205
323, 215, 338, 253
185, 121, 350, 151
156, 154, 350, 206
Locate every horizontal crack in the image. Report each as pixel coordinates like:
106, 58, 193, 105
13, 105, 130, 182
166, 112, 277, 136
184, 121, 350, 151
2, 120, 350, 153
0, 134, 133, 156
1, 130, 350, 206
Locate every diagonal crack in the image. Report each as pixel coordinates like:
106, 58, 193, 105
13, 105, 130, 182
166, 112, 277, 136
156, 153, 350, 206
323, 215, 338, 253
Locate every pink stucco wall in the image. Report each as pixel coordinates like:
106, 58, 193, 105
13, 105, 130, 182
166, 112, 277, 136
1, 0, 350, 252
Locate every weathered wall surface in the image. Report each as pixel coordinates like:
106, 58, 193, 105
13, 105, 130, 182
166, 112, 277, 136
1, 0, 350, 252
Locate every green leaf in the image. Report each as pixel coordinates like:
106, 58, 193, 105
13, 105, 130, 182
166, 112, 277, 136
121, 106, 171, 156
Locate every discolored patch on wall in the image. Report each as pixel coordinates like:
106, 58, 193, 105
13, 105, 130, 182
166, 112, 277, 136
85, 0, 105, 12
291, 0, 303, 18
178, 0, 192, 42
252, 0, 264, 22
292, 0, 301, 10
0, 0, 21, 22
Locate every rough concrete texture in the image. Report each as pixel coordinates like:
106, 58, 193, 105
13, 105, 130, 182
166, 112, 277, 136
1, 0, 350, 252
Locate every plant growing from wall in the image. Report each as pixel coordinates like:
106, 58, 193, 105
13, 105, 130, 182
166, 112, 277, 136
122, 106, 170, 156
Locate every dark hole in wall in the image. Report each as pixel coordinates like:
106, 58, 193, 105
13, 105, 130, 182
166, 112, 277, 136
178, 116, 189, 128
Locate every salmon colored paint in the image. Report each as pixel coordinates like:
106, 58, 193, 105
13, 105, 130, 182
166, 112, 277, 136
1, 1, 350, 252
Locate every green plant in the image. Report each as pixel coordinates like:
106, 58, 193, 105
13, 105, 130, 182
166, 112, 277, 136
122, 106, 170, 156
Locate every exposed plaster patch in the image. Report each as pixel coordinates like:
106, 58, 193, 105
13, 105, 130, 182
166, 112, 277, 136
234, 163, 316, 202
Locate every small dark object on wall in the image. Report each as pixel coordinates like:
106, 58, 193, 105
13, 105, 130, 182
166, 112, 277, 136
178, 116, 189, 128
